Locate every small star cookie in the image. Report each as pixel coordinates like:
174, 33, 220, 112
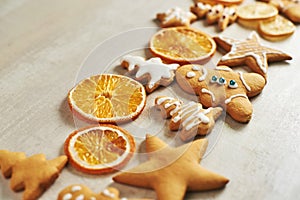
0, 150, 67, 200
214, 31, 292, 79
156, 7, 197, 27
121, 55, 179, 93
155, 96, 223, 141
176, 64, 266, 122
113, 135, 229, 200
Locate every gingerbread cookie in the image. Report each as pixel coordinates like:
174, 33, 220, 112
261, 0, 300, 23
156, 7, 197, 27
121, 55, 179, 93
155, 96, 223, 141
0, 150, 67, 200
58, 185, 119, 200
214, 31, 292, 79
113, 135, 229, 200
191, 2, 238, 31
176, 64, 266, 122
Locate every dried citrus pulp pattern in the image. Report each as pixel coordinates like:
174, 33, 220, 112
64, 125, 135, 174
68, 74, 146, 123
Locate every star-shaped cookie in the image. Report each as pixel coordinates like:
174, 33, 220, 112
113, 135, 229, 200
156, 7, 197, 27
214, 31, 292, 79
155, 96, 223, 141
121, 55, 179, 93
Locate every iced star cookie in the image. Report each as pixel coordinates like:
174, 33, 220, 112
156, 7, 197, 27
0, 150, 67, 200
121, 55, 179, 93
260, 0, 300, 23
176, 64, 266, 123
214, 31, 292, 79
191, 2, 238, 31
113, 135, 229, 200
155, 96, 223, 141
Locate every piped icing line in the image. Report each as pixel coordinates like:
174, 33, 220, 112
192, 65, 201, 71
238, 71, 251, 91
215, 66, 233, 71
201, 88, 216, 102
187, 71, 196, 78
198, 67, 208, 81
71, 185, 82, 192
62, 193, 72, 200
122, 55, 179, 89
224, 94, 248, 104
75, 194, 84, 200
171, 102, 211, 131
103, 189, 115, 198
156, 97, 182, 116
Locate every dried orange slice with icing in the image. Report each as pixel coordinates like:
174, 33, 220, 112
68, 74, 146, 123
64, 124, 136, 174
150, 27, 216, 64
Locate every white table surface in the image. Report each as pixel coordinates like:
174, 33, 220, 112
1, 0, 300, 199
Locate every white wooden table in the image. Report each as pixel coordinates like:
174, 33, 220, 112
1, 0, 300, 199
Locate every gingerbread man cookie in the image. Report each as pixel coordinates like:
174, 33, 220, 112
176, 64, 266, 123
0, 150, 67, 200
113, 135, 229, 200
156, 7, 197, 27
155, 96, 223, 141
191, 2, 238, 31
214, 31, 292, 79
121, 55, 179, 93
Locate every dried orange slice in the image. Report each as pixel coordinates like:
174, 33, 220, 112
258, 15, 295, 41
68, 74, 146, 123
149, 27, 216, 64
64, 124, 136, 174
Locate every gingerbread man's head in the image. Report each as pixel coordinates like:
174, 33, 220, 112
176, 64, 266, 123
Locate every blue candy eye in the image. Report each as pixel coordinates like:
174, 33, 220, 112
228, 80, 238, 88
218, 77, 226, 85
211, 75, 218, 83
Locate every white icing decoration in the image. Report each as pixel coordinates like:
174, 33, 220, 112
164, 7, 194, 23
215, 66, 232, 71
156, 97, 182, 116
201, 88, 216, 102
187, 71, 196, 78
120, 198, 128, 200
197, 2, 211, 10
63, 193, 72, 200
89, 197, 96, 200
103, 189, 115, 198
238, 71, 251, 91
75, 194, 85, 200
71, 185, 82, 192
225, 94, 248, 104
192, 65, 201, 71
122, 55, 179, 89
198, 68, 208, 81
171, 102, 211, 131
